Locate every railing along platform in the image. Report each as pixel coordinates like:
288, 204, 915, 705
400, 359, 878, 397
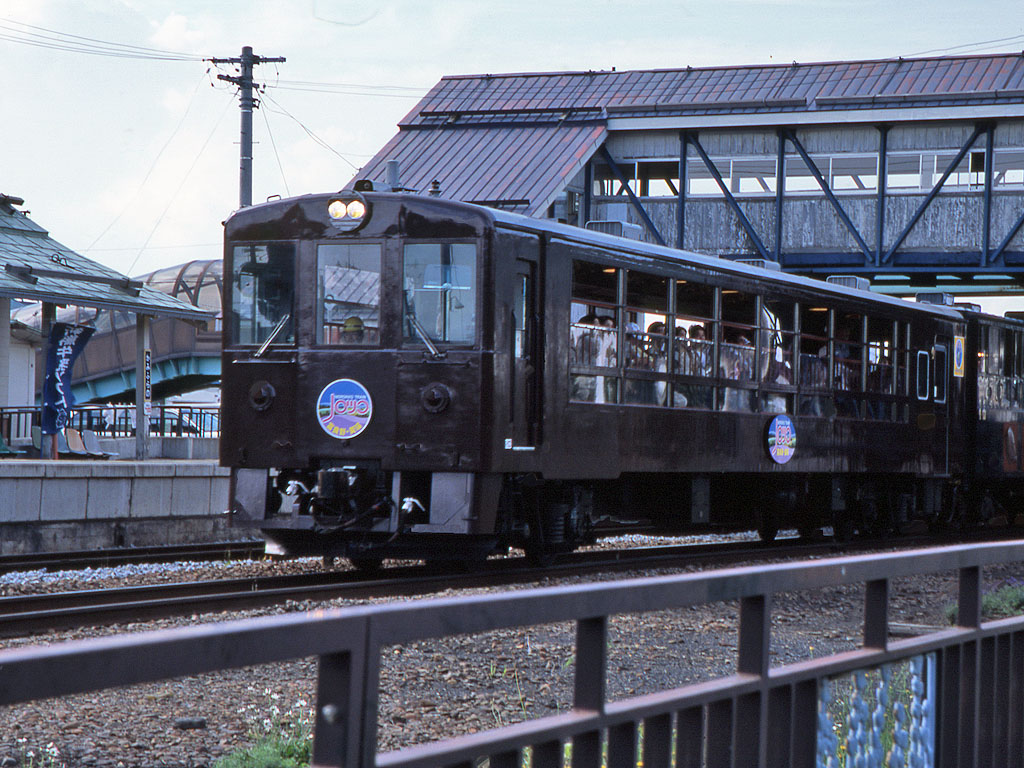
1, 541, 1023, 767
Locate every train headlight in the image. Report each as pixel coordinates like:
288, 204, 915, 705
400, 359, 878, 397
327, 193, 370, 232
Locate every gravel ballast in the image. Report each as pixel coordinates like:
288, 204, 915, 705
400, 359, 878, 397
1, 538, 1021, 768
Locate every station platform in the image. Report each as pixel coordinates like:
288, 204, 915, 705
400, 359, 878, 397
0, 439, 234, 555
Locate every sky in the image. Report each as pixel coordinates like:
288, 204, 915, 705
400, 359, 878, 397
3, 0, 1024, 288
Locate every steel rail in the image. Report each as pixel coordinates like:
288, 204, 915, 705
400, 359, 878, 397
0, 540, 264, 574
0, 533, 950, 638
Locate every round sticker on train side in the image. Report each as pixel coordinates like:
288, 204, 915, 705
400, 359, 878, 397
316, 378, 373, 439
767, 414, 796, 464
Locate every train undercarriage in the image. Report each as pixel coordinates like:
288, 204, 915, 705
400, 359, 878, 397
237, 465, 1014, 569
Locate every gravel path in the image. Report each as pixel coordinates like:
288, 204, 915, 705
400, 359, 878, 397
1, 539, 1020, 768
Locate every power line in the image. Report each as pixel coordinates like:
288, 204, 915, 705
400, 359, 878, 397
261, 104, 291, 198
0, 19, 202, 61
125, 95, 235, 275
261, 91, 361, 172
85, 72, 214, 255
904, 34, 1024, 58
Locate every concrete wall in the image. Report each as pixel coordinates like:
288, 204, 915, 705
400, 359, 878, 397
0, 459, 236, 555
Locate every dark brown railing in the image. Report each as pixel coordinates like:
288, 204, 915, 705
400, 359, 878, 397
0, 404, 220, 444
1, 541, 1022, 767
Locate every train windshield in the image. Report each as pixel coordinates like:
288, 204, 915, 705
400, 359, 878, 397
229, 243, 295, 347
403, 243, 477, 345
317, 243, 381, 345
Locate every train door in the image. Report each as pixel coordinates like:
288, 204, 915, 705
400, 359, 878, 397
510, 256, 542, 448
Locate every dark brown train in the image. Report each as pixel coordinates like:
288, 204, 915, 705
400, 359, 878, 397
221, 190, 1024, 567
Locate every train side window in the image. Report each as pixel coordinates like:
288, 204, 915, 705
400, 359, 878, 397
622, 271, 669, 406
933, 344, 947, 403
673, 279, 715, 409
719, 289, 756, 411
570, 261, 619, 403
317, 243, 381, 345
798, 304, 829, 389
916, 350, 931, 401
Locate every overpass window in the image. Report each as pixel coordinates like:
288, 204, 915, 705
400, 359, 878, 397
317, 243, 381, 345
230, 243, 295, 347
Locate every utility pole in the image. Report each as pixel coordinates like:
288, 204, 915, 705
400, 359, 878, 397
209, 46, 286, 208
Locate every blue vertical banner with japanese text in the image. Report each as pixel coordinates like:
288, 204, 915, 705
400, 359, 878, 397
41, 322, 95, 434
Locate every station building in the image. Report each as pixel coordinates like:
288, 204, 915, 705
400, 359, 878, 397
353, 52, 1024, 296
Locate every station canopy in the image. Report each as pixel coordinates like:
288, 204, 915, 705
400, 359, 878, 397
0, 194, 211, 322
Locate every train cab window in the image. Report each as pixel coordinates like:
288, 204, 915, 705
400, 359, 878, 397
916, 351, 931, 401
933, 344, 947, 403
403, 244, 478, 345
317, 244, 381, 345
229, 243, 295, 347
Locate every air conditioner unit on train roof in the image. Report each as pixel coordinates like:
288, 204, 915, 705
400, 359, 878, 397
915, 292, 955, 306
826, 275, 871, 291
736, 258, 781, 271
585, 220, 643, 240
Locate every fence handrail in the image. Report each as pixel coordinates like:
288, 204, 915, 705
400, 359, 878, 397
0, 403, 221, 440
1, 539, 1022, 767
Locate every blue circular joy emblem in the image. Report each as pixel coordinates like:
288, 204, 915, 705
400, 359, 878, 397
767, 414, 796, 464
316, 378, 373, 440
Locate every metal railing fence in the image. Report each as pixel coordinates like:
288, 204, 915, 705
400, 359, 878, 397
0, 404, 221, 442
1, 541, 1023, 767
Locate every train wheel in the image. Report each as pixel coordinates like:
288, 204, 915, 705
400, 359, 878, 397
350, 556, 383, 573
831, 510, 856, 543
757, 508, 779, 543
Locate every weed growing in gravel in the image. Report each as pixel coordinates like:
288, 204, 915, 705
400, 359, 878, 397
216, 689, 315, 768
213, 727, 311, 768
15, 740, 66, 768
944, 578, 1024, 624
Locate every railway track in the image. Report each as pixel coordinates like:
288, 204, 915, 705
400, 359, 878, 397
0, 533, 937, 638
0, 540, 265, 574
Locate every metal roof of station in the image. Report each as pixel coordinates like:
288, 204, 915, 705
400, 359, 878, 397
353, 53, 1024, 214
0, 195, 211, 322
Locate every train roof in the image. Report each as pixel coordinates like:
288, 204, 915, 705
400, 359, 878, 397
417, 194, 967, 323
232, 191, 995, 325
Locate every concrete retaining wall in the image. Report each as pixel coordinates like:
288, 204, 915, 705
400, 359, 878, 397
0, 460, 236, 555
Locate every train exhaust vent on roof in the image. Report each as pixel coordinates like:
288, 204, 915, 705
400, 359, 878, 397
915, 292, 954, 306
954, 302, 982, 313
735, 258, 781, 271
585, 220, 643, 240
826, 275, 871, 291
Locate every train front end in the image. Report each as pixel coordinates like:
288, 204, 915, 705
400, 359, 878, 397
221, 191, 499, 565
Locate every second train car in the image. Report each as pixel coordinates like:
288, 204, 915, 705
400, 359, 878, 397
221, 190, 1024, 566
